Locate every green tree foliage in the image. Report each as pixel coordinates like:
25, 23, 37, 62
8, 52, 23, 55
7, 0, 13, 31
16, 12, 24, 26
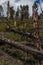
32, 2, 38, 13
16, 7, 20, 19
33, 2, 38, 9
39, 11, 43, 19
0, 5, 3, 17
10, 7, 15, 19
20, 5, 29, 20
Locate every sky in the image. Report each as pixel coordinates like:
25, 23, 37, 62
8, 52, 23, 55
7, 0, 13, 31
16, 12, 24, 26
0, 0, 43, 16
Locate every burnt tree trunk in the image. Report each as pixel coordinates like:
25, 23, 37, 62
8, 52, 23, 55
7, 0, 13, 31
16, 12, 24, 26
33, 8, 41, 50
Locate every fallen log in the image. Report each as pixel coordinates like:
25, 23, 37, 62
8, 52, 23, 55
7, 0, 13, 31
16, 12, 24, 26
6, 28, 36, 40
0, 36, 43, 59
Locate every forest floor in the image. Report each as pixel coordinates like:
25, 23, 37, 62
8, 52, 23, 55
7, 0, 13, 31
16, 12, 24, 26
0, 18, 43, 65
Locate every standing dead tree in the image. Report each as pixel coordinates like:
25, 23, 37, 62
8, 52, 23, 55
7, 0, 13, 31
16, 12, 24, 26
33, 3, 41, 50
7, 0, 10, 29
14, 15, 16, 27
7, 0, 10, 22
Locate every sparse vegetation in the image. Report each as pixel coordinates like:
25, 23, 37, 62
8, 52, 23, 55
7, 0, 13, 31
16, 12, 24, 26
0, 18, 43, 42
